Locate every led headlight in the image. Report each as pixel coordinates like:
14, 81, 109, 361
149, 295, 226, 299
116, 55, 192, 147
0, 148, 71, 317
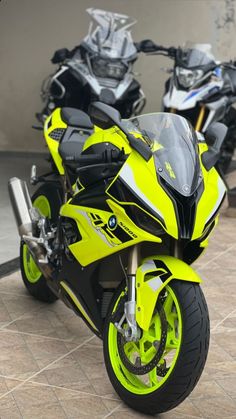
91, 58, 127, 80
176, 67, 204, 89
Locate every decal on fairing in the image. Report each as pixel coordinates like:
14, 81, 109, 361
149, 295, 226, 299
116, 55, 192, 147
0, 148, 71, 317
88, 213, 133, 245
165, 162, 176, 179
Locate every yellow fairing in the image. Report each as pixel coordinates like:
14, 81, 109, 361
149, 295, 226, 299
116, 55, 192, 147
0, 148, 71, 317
83, 125, 132, 154
192, 143, 226, 240
107, 152, 179, 239
60, 199, 161, 266
136, 255, 202, 331
44, 109, 67, 174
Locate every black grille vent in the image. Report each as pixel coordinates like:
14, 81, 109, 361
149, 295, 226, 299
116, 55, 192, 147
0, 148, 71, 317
49, 128, 66, 141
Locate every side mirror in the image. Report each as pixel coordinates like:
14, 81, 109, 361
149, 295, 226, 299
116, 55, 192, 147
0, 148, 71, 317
88, 102, 152, 161
51, 48, 70, 64
201, 122, 228, 171
137, 39, 158, 53
89, 102, 121, 130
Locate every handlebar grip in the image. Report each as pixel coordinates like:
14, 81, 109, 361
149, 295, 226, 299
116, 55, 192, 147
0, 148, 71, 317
64, 149, 126, 165
136, 39, 162, 53
64, 154, 104, 164
137, 39, 177, 57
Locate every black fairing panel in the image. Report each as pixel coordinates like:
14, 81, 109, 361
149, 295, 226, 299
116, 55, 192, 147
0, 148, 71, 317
183, 220, 215, 264
50, 70, 92, 111
159, 177, 204, 240
71, 180, 110, 211
115, 79, 141, 118
225, 68, 236, 94
57, 251, 128, 335
58, 257, 103, 334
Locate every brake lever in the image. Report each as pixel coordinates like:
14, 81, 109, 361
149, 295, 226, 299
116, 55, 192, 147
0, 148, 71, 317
32, 125, 43, 131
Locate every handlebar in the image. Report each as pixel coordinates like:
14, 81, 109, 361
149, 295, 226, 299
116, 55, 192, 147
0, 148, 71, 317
135, 39, 177, 57
64, 149, 126, 165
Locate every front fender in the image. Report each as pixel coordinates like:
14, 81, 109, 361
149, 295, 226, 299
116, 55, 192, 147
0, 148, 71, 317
136, 255, 202, 331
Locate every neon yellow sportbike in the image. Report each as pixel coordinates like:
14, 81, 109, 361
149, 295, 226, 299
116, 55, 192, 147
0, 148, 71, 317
9, 102, 227, 414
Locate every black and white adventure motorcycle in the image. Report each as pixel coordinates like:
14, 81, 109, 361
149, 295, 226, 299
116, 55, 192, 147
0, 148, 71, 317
37, 8, 146, 122
144, 41, 236, 173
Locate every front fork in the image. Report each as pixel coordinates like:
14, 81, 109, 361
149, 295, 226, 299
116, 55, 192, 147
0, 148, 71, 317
115, 245, 141, 341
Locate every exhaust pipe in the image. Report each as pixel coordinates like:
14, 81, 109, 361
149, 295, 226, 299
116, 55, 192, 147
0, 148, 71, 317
8, 177, 53, 278
8, 177, 34, 237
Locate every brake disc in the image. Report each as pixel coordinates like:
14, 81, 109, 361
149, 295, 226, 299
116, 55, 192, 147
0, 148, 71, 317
117, 301, 167, 375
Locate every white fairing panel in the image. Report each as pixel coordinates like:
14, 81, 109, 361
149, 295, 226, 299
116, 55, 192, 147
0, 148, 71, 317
205, 176, 226, 224
163, 80, 223, 110
119, 164, 164, 220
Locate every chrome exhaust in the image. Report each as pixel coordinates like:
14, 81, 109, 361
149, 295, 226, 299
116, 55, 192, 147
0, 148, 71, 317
8, 177, 34, 237
8, 177, 52, 278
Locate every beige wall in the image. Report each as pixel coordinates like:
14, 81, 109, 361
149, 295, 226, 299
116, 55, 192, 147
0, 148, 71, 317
0, 0, 236, 151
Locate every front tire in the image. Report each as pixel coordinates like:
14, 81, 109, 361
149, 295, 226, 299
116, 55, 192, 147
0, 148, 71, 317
103, 280, 209, 415
20, 183, 62, 303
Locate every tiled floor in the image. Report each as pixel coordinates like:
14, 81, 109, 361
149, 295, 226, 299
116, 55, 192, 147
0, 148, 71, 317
0, 201, 235, 417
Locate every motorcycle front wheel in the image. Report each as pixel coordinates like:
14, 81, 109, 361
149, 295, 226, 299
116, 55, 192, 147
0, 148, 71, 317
103, 280, 209, 415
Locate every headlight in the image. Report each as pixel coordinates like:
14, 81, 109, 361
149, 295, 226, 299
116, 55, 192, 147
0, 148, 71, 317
91, 58, 127, 80
176, 67, 204, 89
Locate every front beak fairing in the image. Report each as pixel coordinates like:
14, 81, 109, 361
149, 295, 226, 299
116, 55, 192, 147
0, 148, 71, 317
111, 112, 227, 242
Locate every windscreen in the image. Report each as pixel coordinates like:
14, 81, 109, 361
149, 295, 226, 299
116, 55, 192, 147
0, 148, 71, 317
124, 113, 201, 197
177, 44, 216, 68
82, 8, 137, 60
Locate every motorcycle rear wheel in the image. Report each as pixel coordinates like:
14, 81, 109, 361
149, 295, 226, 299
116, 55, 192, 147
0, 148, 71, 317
20, 184, 61, 303
103, 280, 209, 415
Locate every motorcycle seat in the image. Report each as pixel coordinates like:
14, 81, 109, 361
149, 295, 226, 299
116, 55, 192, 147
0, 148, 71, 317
61, 107, 93, 129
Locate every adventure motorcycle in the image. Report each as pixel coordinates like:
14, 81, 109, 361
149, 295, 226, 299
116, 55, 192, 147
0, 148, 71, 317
9, 102, 227, 414
37, 8, 146, 122
142, 40, 236, 173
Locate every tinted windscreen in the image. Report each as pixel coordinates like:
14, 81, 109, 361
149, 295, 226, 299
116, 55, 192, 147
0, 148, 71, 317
124, 113, 201, 197
177, 48, 216, 68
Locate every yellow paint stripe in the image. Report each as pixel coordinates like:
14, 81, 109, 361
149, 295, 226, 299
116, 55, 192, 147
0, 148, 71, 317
60, 281, 98, 331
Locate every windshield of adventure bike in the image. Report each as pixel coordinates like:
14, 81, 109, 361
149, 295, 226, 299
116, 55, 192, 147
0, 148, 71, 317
125, 113, 201, 197
82, 8, 137, 60
176, 43, 216, 69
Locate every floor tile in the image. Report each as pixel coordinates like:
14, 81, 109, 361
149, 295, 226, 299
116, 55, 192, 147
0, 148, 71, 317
53, 386, 112, 418
6, 301, 93, 343
191, 395, 236, 418
216, 377, 236, 398
0, 393, 22, 418
6, 382, 67, 419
